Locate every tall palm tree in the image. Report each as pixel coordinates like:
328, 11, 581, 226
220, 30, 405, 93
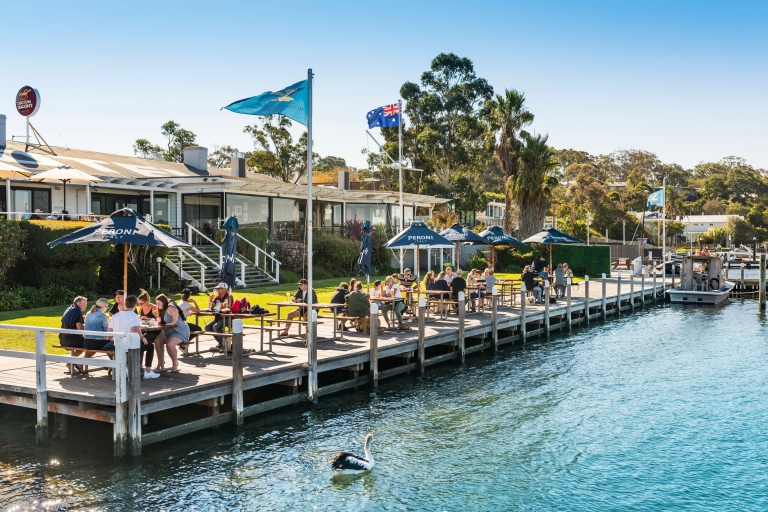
485, 89, 534, 234
509, 133, 559, 239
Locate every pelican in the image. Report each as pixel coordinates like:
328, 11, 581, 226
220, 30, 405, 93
329, 434, 374, 473
269, 88, 300, 103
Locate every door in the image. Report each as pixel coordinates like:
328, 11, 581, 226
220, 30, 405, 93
183, 194, 222, 239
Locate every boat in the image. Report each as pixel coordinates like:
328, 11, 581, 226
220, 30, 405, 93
668, 255, 734, 305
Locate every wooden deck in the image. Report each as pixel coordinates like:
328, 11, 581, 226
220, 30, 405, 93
0, 275, 672, 454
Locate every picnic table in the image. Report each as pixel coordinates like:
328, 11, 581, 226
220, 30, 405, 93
496, 280, 519, 307
219, 311, 276, 355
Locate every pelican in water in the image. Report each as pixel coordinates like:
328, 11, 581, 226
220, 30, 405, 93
329, 434, 374, 473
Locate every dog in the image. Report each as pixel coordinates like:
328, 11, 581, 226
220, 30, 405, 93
356, 316, 382, 335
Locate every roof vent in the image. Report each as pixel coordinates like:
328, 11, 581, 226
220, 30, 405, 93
231, 155, 246, 178
338, 170, 350, 190
183, 146, 208, 171
0, 115, 6, 149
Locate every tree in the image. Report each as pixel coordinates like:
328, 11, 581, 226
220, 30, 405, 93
315, 156, 347, 173
598, 149, 662, 183
134, 120, 197, 163
244, 115, 316, 183
207, 145, 240, 168
508, 133, 558, 239
166, 128, 197, 163
484, 89, 534, 234
0, 218, 25, 288
132, 138, 164, 160
652, 163, 689, 187
702, 199, 726, 215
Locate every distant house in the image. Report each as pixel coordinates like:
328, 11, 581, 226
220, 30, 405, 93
679, 215, 742, 238
477, 201, 504, 227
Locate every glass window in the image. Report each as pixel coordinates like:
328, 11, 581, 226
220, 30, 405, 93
389, 204, 415, 229
226, 194, 269, 228
154, 195, 170, 225
347, 203, 387, 227
12, 190, 31, 214
272, 198, 297, 236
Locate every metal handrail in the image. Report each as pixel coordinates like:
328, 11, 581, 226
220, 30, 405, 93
174, 247, 208, 290
186, 223, 248, 286
236, 233, 280, 283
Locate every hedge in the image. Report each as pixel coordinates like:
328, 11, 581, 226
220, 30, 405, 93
313, 235, 361, 277
0, 218, 25, 289
546, 244, 611, 277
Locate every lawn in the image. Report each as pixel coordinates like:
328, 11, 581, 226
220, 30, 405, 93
0, 272, 578, 353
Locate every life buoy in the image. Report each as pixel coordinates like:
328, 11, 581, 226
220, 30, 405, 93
709, 278, 719, 290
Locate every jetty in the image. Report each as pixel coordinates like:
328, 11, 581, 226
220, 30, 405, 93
0, 274, 672, 456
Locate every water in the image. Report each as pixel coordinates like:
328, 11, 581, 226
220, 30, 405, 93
2, 301, 768, 511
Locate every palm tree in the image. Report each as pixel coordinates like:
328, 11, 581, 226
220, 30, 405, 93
485, 89, 534, 234
509, 133, 559, 239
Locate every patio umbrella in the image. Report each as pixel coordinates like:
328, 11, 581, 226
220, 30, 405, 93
357, 220, 373, 291
0, 163, 31, 179
386, 220, 453, 278
475, 225, 525, 271
523, 228, 583, 270
32, 165, 103, 212
439, 223, 486, 271
219, 216, 239, 289
48, 208, 188, 294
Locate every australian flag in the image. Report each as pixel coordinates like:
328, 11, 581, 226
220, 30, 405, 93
367, 103, 401, 129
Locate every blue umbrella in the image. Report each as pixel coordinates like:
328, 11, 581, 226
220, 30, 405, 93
219, 216, 240, 289
473, 225, 525, 271
357, 220, 372, 278
49, 208, 188, 294
386, 220, 453, 277
523, 228, 583, 270
439, 223, 486, 271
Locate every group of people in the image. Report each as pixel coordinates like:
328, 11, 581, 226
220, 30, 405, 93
23, 210, 100, 221
59, 288, 199, 378
521, 255, 573, 303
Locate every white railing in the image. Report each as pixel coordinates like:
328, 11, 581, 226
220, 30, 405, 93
3, 211, 110, 221
167, 247, 207, 291
185, 223, 248, 287
0, 324, 141, 456
236, 233, 280, 284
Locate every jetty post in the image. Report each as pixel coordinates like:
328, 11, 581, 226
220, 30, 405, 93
520, 284, 527, 341
653, 271, 657, 302
127, 335, 142, 456
630, 274, 635, 311
544, 281, 550, 338
741, 264, 745, 290
566, 279, 572, 331
369, 303, 379, 388
307, 310, 318, 402
417, 297, 426, 373
458, 291, 466, 363
113, 334, 133, 458
601, 274, 607, 320
584, 276, 590, 325
616, 272, 622, 315
641, 273, 645, 307
34, 331, 47, 444
760, 254, 766, 309
231, 319, 244, 427
491, 287, 499, 352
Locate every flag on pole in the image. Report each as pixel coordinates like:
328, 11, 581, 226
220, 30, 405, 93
647, 188, 665, 209
366, 103, 401, 128
223, 80, 309, 125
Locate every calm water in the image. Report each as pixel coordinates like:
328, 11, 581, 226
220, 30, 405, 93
1, 301, 767, 511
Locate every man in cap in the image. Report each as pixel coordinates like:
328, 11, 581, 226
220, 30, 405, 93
280, 279, 318, 336
109, 290, 126, 317
206, 283, 233, 348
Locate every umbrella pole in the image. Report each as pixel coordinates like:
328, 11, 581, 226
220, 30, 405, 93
550, 244, 553, 270
123, 243, 129, 294
416, 244, 420, 281
455, 241, 460, 271
62, 180, 66, 212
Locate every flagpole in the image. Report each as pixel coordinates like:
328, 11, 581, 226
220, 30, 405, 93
306, 68, 317, 403
398, 99, 404, 274
662, 177, 666, 268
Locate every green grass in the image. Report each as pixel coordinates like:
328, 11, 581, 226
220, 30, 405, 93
0, 273, 581, 353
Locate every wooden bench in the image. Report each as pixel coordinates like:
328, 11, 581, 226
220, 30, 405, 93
318, 314, 368, 339
612, 258, 631, 270
52, 345, 114, 377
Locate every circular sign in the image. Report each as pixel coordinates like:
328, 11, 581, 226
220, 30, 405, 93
16, 86, 41, 117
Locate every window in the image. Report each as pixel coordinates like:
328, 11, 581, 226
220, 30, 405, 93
11, 187, 50, 215
226, 194, 269, 228
272, 198, 297, 235
347, 203, 387, 226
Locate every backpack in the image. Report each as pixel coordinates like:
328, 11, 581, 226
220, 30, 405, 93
249, 304, 269, 315
231, 297, 250, 313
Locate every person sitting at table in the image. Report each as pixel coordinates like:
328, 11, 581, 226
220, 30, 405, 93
330, 282, 349, 331
539, 265, 551, 285
444, 266, 455, 284
433, 271, 451, 315
400, 268, 417, 288
483, 268, 497, 304
206, 283, 233, 348
522, 266, 543, 304
46, 211, 60, 220
450, 269, 468, 312
370, 280, 383, 299
563, 262, 573, 280
60, 209, 72, 221
84, 298, 114, 353
346, 283, 371, 331
59, 296, 91, 374
155, 294, 190, 373
109, 289, 126, 317
382, 276, 409, 330
280, 279, 318, 337
533, 255, 546, 275
553, 263, 566, 299
109, 295, 159, 379
348, 278, 360, 294
178, 288, 202, 333
468, 269, 485, 312
30, 209, 44, 220
137, 289, 160, 348
422, 270, 435, 290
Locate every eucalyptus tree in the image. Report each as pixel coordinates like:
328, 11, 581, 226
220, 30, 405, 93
243, 115, 317, 183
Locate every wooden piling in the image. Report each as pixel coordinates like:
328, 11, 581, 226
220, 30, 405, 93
520, 284, 527, 341
616, 272, 622, 315
369, 303, 379, 388
308, 310, 318, 402
458, 291, 466, 363
34, 331, 47, 444
601, 274, 607, 320
491, 287, 499, 352
566, 279, 572, 331
114, 334, 128, 458
417, 297, 426, 373
127, 333, 142, 456
741, 264, 745, 290
584, 276, 590, 325
544, 282, 550, 338
653, 271, 657, 302
630, 274, 635, 311
641, 273, 645, 307
760, 254, 766, 310
231, 319, 244, 426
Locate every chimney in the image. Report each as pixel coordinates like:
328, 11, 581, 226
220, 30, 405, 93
0, 115, 6, 149
231, 155, 246, 178
338, 170, 350, 190
183, 146, 208, 171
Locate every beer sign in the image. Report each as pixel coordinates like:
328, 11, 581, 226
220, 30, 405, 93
16, 86, 40, 117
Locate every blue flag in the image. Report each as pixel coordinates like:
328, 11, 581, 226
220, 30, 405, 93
223, 80, 309, 126
647, 188, 665, 209
367, 103, 401, 129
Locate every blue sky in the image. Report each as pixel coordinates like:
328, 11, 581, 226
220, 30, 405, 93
2, 0, 766, 170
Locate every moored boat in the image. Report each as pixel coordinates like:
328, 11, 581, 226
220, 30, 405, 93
668, 255, 734, 305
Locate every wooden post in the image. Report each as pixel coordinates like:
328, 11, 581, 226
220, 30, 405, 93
566, 278, 572, 331
630, 274, 635, 311
127, 333, 142, 456
544, 281, 550, 338
641, 273, 645, 307
458, 291, 466, 363
417, 297, 426, 373
616, 271, 622, 315
520, 284, 527, 341
671, 263, 676, 289
114, 334, 128, 458
307, 310, 318, 402
653, 270, 657, 302
369, 303, 379, 388
584, 276, 590, 325
741, 264, 745, 290
725, 263, 729, 280
491, 287, 499, 352
760, 254, 766, 310
35, 330, 48, 444
231, 319, 244, 426
601, 273, 607, 320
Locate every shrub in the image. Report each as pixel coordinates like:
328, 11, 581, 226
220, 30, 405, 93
466, 253, 487, 270
344, 219, 363, 241
0, 218, 26, 289
371, 224, 393, 268
503, 264, 522, 273
216, 226, 269, 262
278, 270, 299, 285
314, 235, 360, 277
0, 290, 23, 311
266, 240, 306, 273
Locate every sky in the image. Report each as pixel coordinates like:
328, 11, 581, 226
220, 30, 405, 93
2, 0, 767, 170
